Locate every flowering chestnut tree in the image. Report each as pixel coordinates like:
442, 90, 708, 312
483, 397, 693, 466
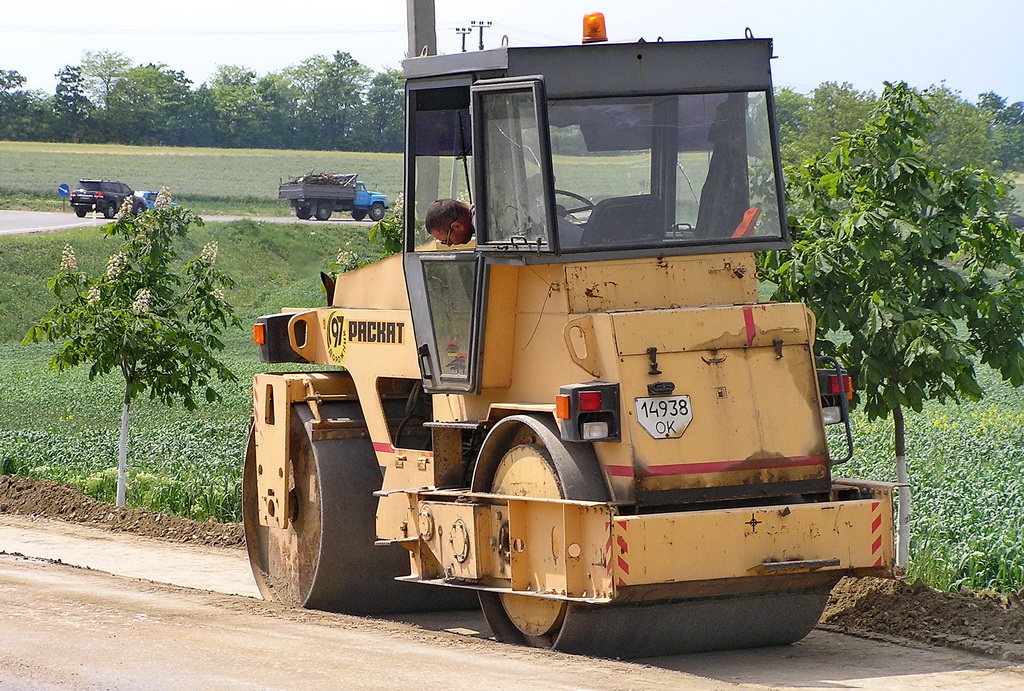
24, 190, 241, 506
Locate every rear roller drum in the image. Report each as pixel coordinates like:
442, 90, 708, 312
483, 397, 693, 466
243, 401, 472, 614
472, 414, 833, 658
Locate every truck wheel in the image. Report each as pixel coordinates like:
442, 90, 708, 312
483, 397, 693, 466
73, 207, 87, 218
351, 209, 366, 221
369, 202, 386, 222
315, 203, 332, 221
296, 204, 312, 220
103, 201, 118, 219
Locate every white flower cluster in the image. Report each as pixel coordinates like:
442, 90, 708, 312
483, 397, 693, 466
87, 287, 100, 305
106, 253, 123, 279
155, 187, 173, 208
336, 250, 354, 265
391, 192, 404, 219
212, 288, 225, 302
118, 197, 133, 217
132, 289, 151, 315
60, 244, 78, 271
200, 241, 218, 264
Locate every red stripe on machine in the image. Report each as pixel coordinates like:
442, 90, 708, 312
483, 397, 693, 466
742, 306, 757, 348
872, 536, 882, 554
605, 465, 633, 477
372, 442, 394, 454
871, 515, 882, 533
617, 556, 630, 575
638, 456, 825, 477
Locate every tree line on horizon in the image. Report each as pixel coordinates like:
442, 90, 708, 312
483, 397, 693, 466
0, 50, 403, 152
0, 50, 1022, 176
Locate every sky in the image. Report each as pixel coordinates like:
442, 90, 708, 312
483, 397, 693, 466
2, 0, 1022, 104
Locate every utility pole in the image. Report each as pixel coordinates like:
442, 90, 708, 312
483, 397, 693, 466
406, 0, 437, 58
470, 20, 492, 51
407, 0, 439, 218
455, 27, 472, 52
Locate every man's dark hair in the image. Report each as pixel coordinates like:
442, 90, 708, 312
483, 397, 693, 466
425, 198, 467, 233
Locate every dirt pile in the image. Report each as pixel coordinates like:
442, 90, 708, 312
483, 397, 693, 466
0, 475, 243, 548
1, 474, 1022, 660
823, 576, 1024, 660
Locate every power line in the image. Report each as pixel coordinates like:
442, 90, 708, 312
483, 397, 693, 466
0, 24, 406, 37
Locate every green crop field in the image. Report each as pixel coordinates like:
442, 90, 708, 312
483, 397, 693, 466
0, 141, 403, 215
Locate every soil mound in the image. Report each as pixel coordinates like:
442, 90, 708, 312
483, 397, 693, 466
0, 475, 243, 548
822, 575, 1024, 660
2, 473, 1022, 660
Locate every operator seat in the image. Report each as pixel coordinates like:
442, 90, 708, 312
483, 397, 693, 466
580, 195, 662, 248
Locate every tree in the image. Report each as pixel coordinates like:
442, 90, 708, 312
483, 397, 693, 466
288, 52, 371, 149
209, 65, 264, 148
54, 65, 93, 141
761, 82, 1024, 567
24, 193, 241, 507
978, 92, 1024, 172
779, 82, 876, 166
106, 64, 192, 144
922, 84, 994, 170
362, 69, 404, 152
255, 72, 300, 149
0, 70, 55, 141
80, 50, 132, 108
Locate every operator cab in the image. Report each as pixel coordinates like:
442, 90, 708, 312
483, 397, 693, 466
402, 39, 788, 392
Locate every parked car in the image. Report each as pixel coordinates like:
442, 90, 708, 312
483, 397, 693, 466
70, 180, 145, 218
134, 190, 178, 210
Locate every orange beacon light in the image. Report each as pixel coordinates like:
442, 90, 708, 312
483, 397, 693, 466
582, 12, 608, 43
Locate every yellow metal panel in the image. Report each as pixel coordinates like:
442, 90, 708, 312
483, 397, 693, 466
481, 265, 520, 389
251, 372, 358, 529
331, 252, 410, 310
507, 498, 614, 600
611, 302, 814, 355
564, 254, 758, 313
610, 496, 894, 587
622, 346, 829, 490
417, 501, 492, 580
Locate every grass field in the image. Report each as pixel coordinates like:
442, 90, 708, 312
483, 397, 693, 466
0, 141, 403, 215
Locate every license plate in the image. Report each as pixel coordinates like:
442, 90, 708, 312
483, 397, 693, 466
634, 395, 693, 439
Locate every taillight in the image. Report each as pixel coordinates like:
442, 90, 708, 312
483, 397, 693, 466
253, 323, 266, 345
94, 192, 104, 197
555, 382, 620, 442
578, 390, 602, 412
828, 374, 853, 400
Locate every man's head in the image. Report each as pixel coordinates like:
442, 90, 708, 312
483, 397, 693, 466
425, 198, 474, 246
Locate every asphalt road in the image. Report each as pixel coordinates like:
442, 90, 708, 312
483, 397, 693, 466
0, 210, 373, 236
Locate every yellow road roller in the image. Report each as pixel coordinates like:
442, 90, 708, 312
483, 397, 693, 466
244, 30, 896, 658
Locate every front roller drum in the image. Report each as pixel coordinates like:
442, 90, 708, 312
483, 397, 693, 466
471, 414, 833, 658
243, 401, 472, 614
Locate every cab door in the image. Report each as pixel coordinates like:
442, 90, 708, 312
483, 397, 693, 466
405, 76, 556, 394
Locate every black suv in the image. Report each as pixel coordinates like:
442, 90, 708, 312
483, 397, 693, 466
70, 180, 145, 218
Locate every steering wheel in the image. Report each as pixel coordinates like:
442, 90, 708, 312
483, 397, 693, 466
554, 189, 595, 216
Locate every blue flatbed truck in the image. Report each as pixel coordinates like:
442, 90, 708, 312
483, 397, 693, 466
278, 173, 388, 221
